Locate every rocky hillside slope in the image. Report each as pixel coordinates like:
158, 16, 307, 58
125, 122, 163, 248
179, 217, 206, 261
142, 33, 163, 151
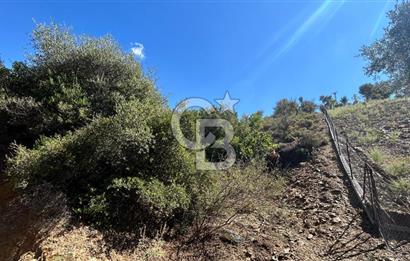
1, 116, 409, 260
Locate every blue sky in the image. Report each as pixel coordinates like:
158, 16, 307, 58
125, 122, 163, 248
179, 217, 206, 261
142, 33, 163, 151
0, 0, 393, 115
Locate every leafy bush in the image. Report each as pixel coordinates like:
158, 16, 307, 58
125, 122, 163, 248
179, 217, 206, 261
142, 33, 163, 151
0, 96, 51, 170
270, 112, 326, 147
232, 112, 277, 162
7, 100, 198, 232
273, 99, 299, 117
5, 23, 161, 135
299, 99, 317, 113
359, 82, 393, 101
4, 23, 284, 239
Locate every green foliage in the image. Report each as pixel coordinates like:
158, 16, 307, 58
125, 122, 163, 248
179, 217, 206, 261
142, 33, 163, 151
273, 98, 317, 117
319, 95, 336, 109
7, 100, 196, 231
359, 82, 393, 101
299, 97, 317, 113
269, 111, 327, 150
5, 23, 161, 134
360, 1, 410, 97
384, 158, 409, 178
0, 96, 51, 169
273, 99, 299, 117
0, 60, 9, 95
389, 178, 410, 198
369, 148, 386, 164
340, 96, 349, 106
232, 112, 277, 162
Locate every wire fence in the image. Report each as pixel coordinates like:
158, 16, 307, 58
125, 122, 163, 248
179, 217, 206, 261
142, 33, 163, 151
321, 106, 410, 249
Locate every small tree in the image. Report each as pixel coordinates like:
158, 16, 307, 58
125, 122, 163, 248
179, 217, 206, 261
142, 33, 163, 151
319, 95, 336, 109
359, 82, 393, 101
273, 99, 299, 117
300, 100, 317, 113
340, 96, 349, 106
360, 1, 410, 97
352, 94, 360, 104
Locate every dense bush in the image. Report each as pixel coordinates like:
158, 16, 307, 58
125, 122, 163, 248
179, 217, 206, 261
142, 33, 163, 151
4, 23, 161, 136
273, 98, 317, 117
232, 112, 277, 162
7, 100, 198, 231
0, 96, 51, 169
4, 23, 199, 234
359, 82, 393, 101
178, 109, 275, 163
269, 109, 327, 152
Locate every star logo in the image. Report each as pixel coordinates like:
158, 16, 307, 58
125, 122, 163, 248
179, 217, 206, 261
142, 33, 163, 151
215, 91, 239, 113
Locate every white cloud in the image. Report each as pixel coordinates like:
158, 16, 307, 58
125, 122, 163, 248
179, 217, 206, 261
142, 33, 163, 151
131, 42, 145, 59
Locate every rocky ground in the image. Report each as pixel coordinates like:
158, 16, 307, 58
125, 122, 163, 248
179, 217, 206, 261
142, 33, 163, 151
7, 144, 409, 260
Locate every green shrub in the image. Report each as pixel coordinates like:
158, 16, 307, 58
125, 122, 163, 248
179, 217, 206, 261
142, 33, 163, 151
389, 178, 410, 198
369, 148, 386, 164
358, 128, 381, 145
385, 158, 409, 178
273, 99, 299, 117
7, 100, 197, 232
270, 112, 327, 148
232, 112, 278, 162
5, 23, 161, 135
0, 96, 52, 169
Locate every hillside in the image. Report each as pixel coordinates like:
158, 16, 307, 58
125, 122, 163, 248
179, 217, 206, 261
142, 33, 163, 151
329, 98, 410, 157
329, 98, 410, 200
2, 117, 409, 260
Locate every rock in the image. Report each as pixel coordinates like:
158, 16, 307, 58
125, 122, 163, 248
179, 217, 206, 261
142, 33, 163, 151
332, 217, 342, 224
307, 234, 314, 240
219, 229, 244, 245
271, 255, 279, 261
244, 249, 254, 258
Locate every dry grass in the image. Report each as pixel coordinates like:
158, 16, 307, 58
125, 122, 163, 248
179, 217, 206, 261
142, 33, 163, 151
329, 98, 410, 199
